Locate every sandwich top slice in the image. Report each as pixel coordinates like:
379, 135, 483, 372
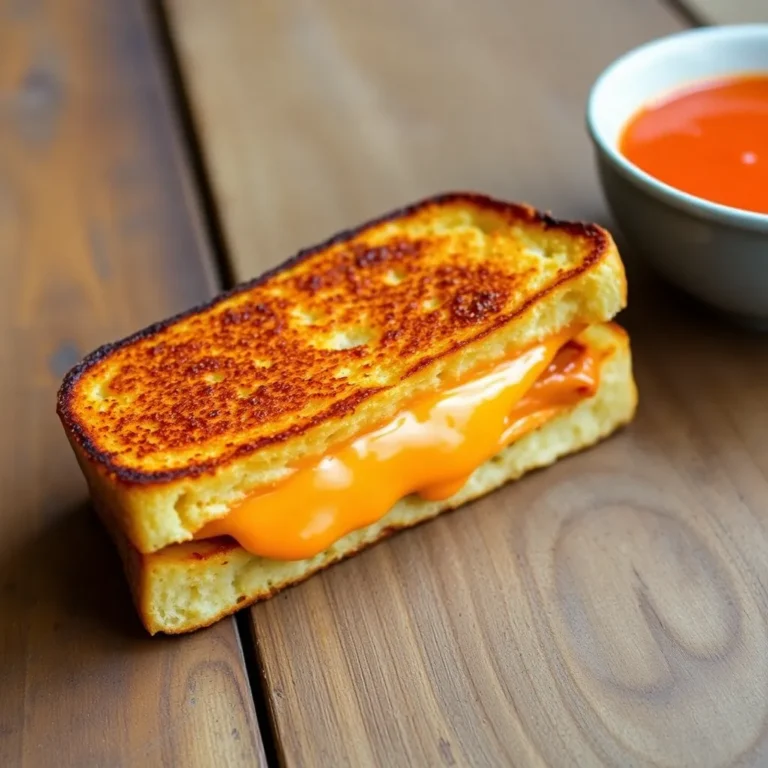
57, 193, 636, 633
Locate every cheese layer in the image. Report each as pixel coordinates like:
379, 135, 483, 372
196, 327, 602, 560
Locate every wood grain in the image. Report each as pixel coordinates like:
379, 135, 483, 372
0, 1, 264, 766
166, 0, 768, 765
164, 0, 686, 280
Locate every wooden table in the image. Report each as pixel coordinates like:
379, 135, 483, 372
3, 1, 767, 766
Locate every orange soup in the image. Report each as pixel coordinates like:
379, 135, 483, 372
620, 74, 768, 214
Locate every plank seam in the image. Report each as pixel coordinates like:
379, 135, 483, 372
146, 0, 239, 290
145, 0, 280, 763
237, 612, 284, 768
659, 0, 706, 26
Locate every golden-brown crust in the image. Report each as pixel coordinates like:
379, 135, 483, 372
57, 192, 616, 486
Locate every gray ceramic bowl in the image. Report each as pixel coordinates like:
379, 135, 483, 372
587, 25, 768, 328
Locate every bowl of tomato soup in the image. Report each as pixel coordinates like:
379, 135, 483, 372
587, 25, 768, 327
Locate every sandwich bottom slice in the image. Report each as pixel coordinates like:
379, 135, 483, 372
97, 322, 637, 634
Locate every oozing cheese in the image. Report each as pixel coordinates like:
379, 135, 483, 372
195, 328, 601, 560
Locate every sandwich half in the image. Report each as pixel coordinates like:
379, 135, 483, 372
57, 193, 637, 634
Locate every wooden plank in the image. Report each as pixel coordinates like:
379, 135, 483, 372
164, 0, 686, 279
166, 0, 768, 764
0, 1, 265, 766
676, 0, 768, 24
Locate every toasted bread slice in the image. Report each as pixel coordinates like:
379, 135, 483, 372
58, 193, 626, 554
95, 323, 636, 634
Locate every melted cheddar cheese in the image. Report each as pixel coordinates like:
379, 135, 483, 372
196, 329, 601, 560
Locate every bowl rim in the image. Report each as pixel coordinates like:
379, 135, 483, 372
586, 24, 768, 233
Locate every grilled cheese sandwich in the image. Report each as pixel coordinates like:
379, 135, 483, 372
57, 193, 637, 634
